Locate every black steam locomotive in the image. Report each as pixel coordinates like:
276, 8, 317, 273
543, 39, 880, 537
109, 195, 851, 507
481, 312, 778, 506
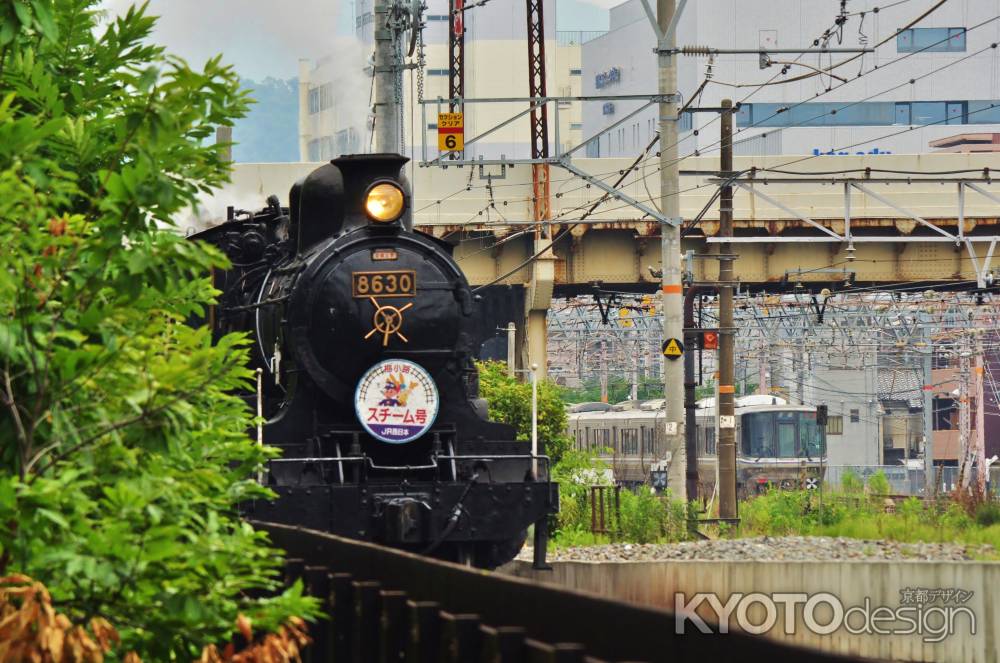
191, 154, 556, 568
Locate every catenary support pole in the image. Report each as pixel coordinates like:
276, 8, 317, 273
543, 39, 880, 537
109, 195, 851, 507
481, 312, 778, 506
507, 322, 516, 378
373, 0, 400, 153
717, 99, 737, 520
658, 0, 686, 500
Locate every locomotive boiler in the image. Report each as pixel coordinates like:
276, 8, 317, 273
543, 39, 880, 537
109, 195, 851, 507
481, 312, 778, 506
192, 154, 556, 568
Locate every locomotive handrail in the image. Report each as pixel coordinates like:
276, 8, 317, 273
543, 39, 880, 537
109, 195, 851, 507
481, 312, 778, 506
266, 452, 552, 474
267, 456, 366, 463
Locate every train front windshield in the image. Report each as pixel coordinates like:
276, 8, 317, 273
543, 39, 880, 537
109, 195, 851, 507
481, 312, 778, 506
740, 411, 826, 458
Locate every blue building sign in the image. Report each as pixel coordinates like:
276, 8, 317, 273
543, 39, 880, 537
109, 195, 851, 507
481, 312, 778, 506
595, 67, 621, 89
812, 147, 893, 156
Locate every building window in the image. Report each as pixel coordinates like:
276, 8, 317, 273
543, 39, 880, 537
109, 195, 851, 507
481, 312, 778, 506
426, 14, 448, 20
933, 397, 956, 430
850, 409, 860, 423
826, 415, 844, 435
319, 83, 334, 111
426, 68, 449, 76
897, 27, 966, 53
427, 123, 437, 129
569, 122, 582, 130
569, 68, 582, 76
308, 88, 320, 114
735, 99, 1000, 129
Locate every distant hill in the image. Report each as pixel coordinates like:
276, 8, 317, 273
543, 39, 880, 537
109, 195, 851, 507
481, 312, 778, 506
232, 77, 299, 162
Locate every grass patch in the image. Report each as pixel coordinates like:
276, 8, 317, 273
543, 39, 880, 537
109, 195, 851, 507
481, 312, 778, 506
736, 489, 1000, 558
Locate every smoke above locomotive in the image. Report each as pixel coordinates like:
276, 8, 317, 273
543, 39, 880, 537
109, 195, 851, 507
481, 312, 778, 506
191, 154, 557, 568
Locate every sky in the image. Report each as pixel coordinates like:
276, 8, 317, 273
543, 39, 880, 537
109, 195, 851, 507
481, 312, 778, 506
100, 0, 612, 81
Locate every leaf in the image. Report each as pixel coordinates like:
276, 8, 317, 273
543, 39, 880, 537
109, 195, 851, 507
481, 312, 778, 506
29, 0, 58, 42
35, 509, 69, 529
12, 2, 31, 27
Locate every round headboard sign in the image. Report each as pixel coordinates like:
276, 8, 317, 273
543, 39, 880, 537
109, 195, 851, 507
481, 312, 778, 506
355, 359, 439, 444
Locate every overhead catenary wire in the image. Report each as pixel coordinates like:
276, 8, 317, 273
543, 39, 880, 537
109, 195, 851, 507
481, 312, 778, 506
707, 0, 951, 88
423, 1, 993, 285
445, 8, 998, 232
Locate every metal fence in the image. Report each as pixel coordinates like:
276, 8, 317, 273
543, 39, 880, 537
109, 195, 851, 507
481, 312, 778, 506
823, 465, 1000, 496
256, 522, 852, 663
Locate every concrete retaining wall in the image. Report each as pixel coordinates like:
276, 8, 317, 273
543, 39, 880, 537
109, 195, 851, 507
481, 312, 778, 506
504, 559, 1000, 662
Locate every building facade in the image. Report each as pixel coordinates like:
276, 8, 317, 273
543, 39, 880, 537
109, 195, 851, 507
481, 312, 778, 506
583, 0, 1000, 157
299, 0, 593, 162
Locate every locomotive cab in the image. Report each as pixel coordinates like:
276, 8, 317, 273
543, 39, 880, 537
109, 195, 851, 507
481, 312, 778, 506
193, 154, 557, 568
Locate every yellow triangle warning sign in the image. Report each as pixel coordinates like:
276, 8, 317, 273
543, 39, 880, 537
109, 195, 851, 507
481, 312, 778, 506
662, 337, 684, 358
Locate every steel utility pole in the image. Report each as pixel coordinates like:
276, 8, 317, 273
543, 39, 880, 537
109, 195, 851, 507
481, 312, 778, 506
975, 329, 986, 498
959, 334, 971, 489
373, 0, 401, 153
659, 0, 686, 501
717, 99, 737, 520
921, 315, 935, 496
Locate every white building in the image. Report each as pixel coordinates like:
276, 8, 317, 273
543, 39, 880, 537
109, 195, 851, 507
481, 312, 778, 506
299, 0, 594, 162
583, 0, 1000, 157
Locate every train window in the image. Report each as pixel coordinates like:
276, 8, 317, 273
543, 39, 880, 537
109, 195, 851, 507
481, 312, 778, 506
642, 427, 654, 454
741, 412, 774, 457
777, 420, 796, 457
800, 414, 826, 457
623, 429, 638, 455
705, 427, 716, 455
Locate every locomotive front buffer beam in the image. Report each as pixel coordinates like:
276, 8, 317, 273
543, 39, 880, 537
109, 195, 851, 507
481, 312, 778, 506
246, 478, 558, 567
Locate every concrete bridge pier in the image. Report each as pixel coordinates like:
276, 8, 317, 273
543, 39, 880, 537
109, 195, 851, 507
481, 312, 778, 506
522, 238, 555, 380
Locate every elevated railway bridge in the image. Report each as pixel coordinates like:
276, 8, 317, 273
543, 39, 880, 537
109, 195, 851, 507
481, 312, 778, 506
220, 153, 1000, 375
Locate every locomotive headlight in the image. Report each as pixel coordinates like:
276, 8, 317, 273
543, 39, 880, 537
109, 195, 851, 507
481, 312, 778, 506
365, 182, 405, 222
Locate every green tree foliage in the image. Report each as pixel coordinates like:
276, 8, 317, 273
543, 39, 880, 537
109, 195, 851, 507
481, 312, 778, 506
0, 2, 314, 658
476, 361, 572, 463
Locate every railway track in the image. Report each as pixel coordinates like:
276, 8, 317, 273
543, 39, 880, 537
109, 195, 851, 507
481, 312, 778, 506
259, 522, 857, 662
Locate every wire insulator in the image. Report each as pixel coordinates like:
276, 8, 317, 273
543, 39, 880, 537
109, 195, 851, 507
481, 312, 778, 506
680, 45, 714, 56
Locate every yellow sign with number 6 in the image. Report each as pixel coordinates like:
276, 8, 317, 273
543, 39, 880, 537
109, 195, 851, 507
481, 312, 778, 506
437, 112, 464, 152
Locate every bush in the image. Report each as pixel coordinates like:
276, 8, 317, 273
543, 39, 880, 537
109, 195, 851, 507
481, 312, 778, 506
840, 470, 863, 493
0, 2, 317, 658
868, 470, 891, 496
476, 361, 572, 464
975, 501, 1000, 527
549, 451, 693, 545
618, 486, 666, 543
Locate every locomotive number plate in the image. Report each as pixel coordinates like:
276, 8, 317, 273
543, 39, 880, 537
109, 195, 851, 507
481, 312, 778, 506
353, 270, 416, 298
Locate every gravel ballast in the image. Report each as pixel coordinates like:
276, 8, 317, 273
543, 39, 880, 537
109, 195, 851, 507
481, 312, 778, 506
518, 536, 994, 562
